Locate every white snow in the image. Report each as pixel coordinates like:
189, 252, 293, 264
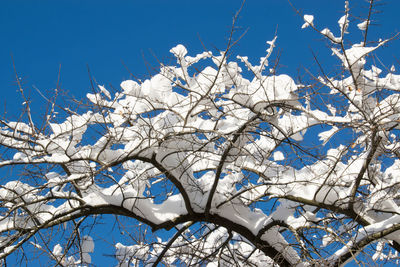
273, 151, 285, 161
82, 235, 94, 253
170, 44, 188, 58
52, 244, 63, 256
338, 15, 349, 34
2, 11, 400, 266
357, 20, 368, 31
98, 85, 111, 99
301, 15, 314, 29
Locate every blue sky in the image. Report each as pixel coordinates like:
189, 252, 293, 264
2, 0, 400, 111
2, 0, 400, 266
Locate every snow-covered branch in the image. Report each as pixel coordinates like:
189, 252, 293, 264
2, 1, 400, 266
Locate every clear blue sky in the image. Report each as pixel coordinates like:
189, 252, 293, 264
2, 0, 400, 111
1, 0, 400, 266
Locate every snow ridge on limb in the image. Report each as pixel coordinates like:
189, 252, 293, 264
2, 1, 400, 266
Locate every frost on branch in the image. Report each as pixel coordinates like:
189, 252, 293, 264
2, 1, 400, 266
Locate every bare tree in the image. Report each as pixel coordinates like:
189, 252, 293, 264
1, 1, 400, 266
